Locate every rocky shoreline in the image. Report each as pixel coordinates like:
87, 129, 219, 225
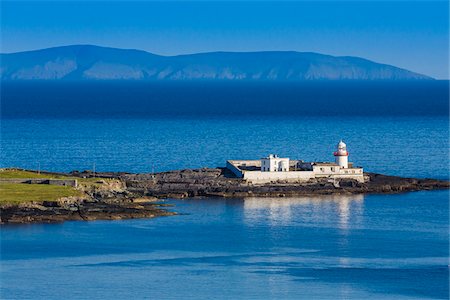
121, 168, 449, 198
1, 168, 448, 224
1, 198, 175, 224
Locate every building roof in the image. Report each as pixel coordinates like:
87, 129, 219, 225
261, 154, 289, 160
312, 162, 338, 166
338, 140, 346, 148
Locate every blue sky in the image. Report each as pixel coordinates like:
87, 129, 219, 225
1, 1, 448, 79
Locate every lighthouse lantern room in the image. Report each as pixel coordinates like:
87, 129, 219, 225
334, 140, 349, 168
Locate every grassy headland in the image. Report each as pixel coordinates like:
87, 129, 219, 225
0, 169, 103, 205
0, 183, 83, 204
0, 168, 175, 224
0, 169, 50, 179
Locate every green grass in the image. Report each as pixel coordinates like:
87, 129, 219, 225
0, 183, 83, 204
0, 169, 107, 184
0, 169, 120, 204
0, 169, 51, 179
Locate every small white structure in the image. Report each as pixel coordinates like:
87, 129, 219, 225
261, 154, 289, 172
334, 140, 349, 168
226, 140, 364, 184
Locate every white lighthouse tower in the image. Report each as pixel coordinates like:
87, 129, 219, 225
334, 140, 349, 168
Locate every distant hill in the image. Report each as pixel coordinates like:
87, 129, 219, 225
0, 45, 432, 80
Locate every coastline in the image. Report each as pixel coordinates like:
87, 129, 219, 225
122, 168, 449, 198
1, 168, 448, 224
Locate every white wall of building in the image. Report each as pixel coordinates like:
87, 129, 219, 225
227, 144, 365, 185
335, 156, 348, 168
243, 170, 314, 184
334, 140, 349, 168
312, 165, 340, 175
242, 169, 364, 184
261, 155, 289, 172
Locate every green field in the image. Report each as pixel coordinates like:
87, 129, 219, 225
0, 169, 106, 183
0, 183, 83, 204
0, 169, 119, 205
0, 169, 51, 179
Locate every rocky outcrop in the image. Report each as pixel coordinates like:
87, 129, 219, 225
0, 197, 175, 224
121, 168, 449, 198
1, 168, 447, 224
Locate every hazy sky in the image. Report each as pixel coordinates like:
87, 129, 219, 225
1, 1, 448, 79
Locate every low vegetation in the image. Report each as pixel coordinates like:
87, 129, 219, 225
0, 183, 83, 204
0, 168, 109, 205
0, 169, 51, 179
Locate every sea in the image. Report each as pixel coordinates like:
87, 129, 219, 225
1, 81, 449, 299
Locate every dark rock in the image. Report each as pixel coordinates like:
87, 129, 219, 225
1, 201, 175, 224
2, 168, 448, 225
122, 169, 449, 199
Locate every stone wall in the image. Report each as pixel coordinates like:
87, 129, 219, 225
243, 170, 315, 184
46, 179, 78, 187
0, 178, 78, 187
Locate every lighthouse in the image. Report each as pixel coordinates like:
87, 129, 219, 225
334, 140, 349, 168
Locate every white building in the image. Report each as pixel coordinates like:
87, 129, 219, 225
261, 154, 289, 172
334, 140, 349, 168
226, 140, 364, 184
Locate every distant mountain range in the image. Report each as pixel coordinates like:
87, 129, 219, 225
0, 45, 432, 81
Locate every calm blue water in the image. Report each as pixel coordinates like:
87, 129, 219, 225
1, 116, 448, 179
1, 192, 448, 299
1, 82, 449, 299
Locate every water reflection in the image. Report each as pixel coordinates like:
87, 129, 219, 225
243, 194, 364, 230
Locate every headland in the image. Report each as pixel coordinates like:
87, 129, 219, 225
1, 167, 448, 225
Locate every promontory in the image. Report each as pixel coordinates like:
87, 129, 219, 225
0, 167, 448, 224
